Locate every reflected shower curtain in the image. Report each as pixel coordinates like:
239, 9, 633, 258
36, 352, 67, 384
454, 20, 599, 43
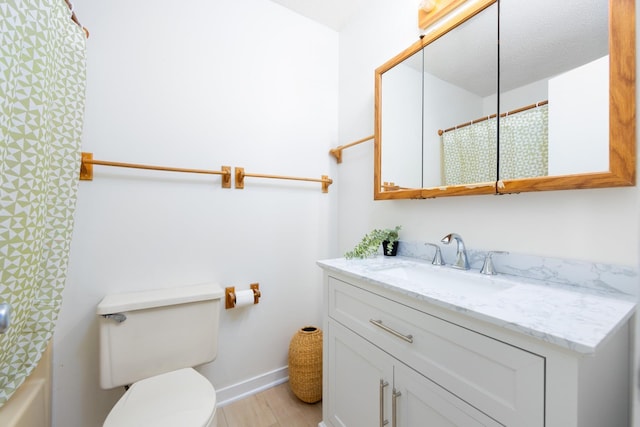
499, 105, 548, 179
441, 118, 497, 185
0, 0, 86, 406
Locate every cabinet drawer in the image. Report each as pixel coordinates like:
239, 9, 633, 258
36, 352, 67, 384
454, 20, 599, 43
328, 276, 544, 427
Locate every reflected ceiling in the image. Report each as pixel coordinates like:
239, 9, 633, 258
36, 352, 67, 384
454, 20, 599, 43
424, 0, 607, 96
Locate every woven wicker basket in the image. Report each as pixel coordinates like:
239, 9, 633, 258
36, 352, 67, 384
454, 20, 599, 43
288, 326, 323, 403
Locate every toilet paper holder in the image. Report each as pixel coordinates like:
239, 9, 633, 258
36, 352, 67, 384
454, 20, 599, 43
225, 283, 261, 309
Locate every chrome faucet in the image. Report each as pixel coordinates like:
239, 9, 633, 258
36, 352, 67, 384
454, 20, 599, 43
480, 251, 509, 275
424, 243, 444, 265
440, 233, 470, 270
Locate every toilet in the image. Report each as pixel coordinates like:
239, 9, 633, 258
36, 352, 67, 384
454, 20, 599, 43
96, 283, 223, 427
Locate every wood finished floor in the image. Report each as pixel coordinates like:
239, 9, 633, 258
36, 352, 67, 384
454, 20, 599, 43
218, 382, 322, 427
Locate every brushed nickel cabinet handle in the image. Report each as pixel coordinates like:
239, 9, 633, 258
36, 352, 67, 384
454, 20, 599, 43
392, 388, 402, 427
379, 379, 389, 427
370, 319, 414, 343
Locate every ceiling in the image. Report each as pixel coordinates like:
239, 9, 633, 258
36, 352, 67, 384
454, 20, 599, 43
268, 0, 367, 30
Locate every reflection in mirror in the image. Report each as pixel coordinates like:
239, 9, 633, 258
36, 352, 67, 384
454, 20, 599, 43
426, 2, 497, 187
379, 1, 498, 192
381, 48, 423, 190
499, 0, 609, 180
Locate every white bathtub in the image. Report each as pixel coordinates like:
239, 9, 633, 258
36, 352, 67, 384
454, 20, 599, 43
0, 343, 52, 427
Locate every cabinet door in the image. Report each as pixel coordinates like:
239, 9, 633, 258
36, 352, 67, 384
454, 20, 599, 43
394, 361, 503, 427
326, 320, 393, 427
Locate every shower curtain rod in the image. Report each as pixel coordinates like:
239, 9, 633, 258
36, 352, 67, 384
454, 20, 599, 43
235, 167, 333, 193
438, 100, 548, 135
79, 152, 232, 187
329, 134, 374, 163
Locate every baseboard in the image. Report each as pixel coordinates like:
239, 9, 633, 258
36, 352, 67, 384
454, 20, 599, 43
216, 366, 289, 407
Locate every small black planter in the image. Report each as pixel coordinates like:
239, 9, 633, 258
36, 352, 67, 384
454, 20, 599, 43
382, 240, 398, 256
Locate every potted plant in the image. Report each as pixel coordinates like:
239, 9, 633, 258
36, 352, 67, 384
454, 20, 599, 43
345, 226, 401, 259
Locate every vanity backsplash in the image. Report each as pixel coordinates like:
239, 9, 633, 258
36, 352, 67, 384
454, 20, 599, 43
398, 240, 638, 299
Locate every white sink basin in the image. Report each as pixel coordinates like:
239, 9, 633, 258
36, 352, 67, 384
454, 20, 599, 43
373, 261, 515, 297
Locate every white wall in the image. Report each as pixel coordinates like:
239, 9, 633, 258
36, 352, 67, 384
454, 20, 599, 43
53, 1, 338, 426
381, 61, 423, 188
549, 56, 609, 175
337, 1, 639, 423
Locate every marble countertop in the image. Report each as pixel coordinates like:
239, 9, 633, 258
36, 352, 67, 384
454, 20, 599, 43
317, 256, 636, 354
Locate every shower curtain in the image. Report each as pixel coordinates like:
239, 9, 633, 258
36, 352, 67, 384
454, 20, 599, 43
0, 0, 86, 407
441, 104, 548, 185
499, 104, 548, 179
441, 117, 497, 185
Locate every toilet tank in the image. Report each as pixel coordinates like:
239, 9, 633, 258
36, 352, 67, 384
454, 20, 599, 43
96, 283, 223, 389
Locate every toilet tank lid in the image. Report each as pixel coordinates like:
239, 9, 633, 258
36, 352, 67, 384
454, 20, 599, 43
96, 283, 223, 314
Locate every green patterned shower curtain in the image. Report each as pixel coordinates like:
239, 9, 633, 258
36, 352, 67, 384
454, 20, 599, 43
499, 104, 549, 179
441, 104, 548, 185
441, 117, 498, 185
0, 0, 86, 407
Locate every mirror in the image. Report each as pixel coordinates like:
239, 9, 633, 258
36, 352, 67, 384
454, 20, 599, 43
374, 0, 635, 200
380, 47, 424, 190
424, 2, 497, 189
499, 0, 608, 182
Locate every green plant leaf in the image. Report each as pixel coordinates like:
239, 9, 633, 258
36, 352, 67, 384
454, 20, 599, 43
345, 226, 401, 259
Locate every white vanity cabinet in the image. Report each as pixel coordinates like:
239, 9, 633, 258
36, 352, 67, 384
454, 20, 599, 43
319, 267, 631, 427
327, 320, 502, 427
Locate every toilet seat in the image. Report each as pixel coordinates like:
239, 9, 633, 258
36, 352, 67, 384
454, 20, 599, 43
103, 368, 216, 427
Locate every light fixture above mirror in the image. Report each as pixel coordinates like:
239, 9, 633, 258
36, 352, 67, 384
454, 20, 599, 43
418, 0, 470, 30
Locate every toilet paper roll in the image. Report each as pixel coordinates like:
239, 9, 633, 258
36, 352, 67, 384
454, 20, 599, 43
234, 289, 255, 308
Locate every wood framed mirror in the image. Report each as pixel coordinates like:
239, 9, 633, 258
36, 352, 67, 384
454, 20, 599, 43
374, 0, 635, 200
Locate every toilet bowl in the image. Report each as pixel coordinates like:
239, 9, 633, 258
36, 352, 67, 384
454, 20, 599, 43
97, 283, 223, 427
103, 368, 216, 427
